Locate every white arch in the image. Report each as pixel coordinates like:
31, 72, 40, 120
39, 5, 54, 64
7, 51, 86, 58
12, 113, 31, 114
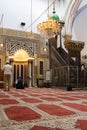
64, 0, 82, 35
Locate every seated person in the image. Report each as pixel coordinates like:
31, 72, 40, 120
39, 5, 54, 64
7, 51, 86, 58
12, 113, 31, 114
16, 77, 24, 89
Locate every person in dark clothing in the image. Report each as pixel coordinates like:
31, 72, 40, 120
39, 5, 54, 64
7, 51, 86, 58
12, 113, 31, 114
67, 84, 72, 91
16, 77, 24, 89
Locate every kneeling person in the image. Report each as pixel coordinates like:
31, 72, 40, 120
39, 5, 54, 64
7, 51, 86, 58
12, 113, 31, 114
16, 77, 24, 89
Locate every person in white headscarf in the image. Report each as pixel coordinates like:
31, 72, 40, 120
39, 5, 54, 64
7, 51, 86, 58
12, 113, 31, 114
3, 61, 12, 91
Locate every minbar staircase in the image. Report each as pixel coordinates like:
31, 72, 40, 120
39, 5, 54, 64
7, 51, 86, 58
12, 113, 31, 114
51, 46, 76, 68
50, 46, 78, 87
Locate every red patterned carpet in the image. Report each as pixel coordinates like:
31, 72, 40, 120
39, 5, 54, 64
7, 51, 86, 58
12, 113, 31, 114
0, 87, 87, 130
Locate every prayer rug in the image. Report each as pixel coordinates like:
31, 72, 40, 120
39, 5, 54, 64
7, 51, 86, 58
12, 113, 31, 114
63, 103, 87, 112
40, 97, 61, 101
0, 94, 9, 98
4, 106, 41, 121
29, 93, 42, 96
12, 94, 27, 97
21, 97, 43, 103
37, 104, 75, 116
75, 120, 87, 130
0, 99, 19, 105
31, 126, 63, 130
57, 96, 79, 101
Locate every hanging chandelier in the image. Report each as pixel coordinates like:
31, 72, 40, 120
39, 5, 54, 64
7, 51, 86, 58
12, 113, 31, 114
37, 0, 61, 39
37, 16, 60, 39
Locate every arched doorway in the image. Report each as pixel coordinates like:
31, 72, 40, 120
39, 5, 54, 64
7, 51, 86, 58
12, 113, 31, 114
12, 49, 33, 87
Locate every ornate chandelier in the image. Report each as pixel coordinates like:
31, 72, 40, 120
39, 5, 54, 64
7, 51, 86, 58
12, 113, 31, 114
37, 0, 61, 39
37, 16, 60, 39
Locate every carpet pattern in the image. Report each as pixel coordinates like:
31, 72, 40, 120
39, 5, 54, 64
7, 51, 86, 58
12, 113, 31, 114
0, 88, 87, 130
5, 106, 41, 121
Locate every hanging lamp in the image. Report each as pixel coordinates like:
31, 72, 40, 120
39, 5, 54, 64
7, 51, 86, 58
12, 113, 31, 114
27, 0, 34, 37
37, 0, 61, 39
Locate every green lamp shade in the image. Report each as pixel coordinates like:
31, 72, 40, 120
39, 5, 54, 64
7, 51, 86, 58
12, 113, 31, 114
50, 14, 60, 21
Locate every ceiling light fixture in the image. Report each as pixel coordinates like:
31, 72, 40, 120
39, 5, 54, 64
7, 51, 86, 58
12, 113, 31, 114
37, 0, 61, 39
27, 0, 34, 37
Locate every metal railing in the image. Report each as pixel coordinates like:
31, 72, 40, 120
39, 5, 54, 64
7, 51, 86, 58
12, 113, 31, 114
52, 65, 80, 88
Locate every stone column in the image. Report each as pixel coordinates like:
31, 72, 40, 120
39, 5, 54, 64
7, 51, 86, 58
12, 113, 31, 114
10, 58, 14, 87
32, 60, 35, 87
28, 62, 32, 88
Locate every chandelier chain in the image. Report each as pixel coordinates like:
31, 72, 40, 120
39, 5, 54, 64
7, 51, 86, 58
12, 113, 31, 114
25, 0, 57, 31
